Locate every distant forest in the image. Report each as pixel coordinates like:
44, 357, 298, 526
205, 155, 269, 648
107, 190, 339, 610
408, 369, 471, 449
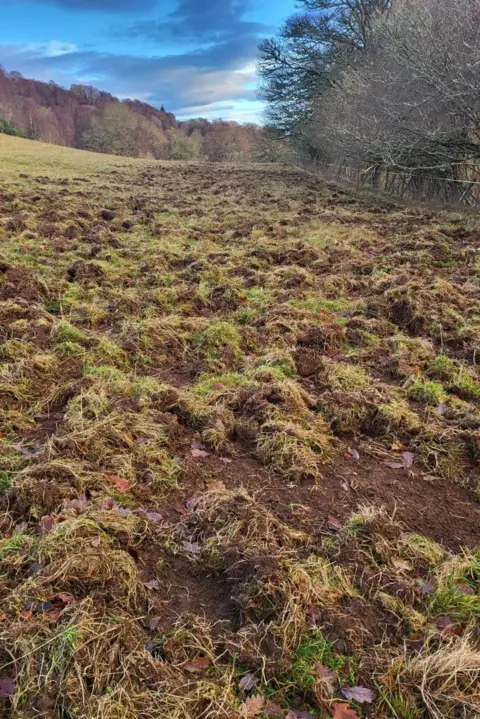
0, 68, 284, 162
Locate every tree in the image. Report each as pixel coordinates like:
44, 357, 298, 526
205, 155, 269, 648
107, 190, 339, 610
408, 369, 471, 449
257, 0, 392, 145
0, 116, 21, 136
309, 0, 480, 173
166, 128, 202, 160
82, 104, 168, 158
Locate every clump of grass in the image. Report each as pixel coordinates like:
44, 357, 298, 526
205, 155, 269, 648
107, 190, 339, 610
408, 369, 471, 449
404, 375, 448, 406
196, 320, 243, 365
428, 354, 480, 400
256, 416, 330, 479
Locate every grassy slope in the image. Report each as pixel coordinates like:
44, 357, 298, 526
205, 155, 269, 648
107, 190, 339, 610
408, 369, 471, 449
0, 135, 479, 718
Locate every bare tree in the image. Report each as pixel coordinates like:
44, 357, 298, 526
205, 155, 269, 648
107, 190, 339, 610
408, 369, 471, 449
310, 0, 480, 175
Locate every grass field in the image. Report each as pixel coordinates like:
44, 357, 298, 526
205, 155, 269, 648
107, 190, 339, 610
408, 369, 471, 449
0, 134, 479, 718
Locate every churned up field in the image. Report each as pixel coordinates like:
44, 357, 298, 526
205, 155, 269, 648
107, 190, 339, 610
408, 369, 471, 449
0, 134, 479, 719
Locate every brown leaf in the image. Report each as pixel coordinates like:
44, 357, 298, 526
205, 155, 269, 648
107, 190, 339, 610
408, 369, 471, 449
144, 579, 160, 591
391, 441, 408, 451
240, 694, 265, 717
53, 592, 74, 605
91, 536, 102, 548
19, 610, 33, 621
0, 678, 15, 699
0, 614, 7, 622
191, 448, 210, 459
38, 515, 56, 533
306, 605, 322, 626
111, 476, 132, 492
392, 558, 412, 572
46, 607, 63, 623
238, 673, 260, 692
264, 701, 284, 717
315, 663, 337, 697
64, 496, 89, 514
347, 447, 360, 460
145, 511, 163, 523
340, 686, 376, 704
333, 703, 361, 719
286, 711, 316, 719
406, 633, 425, 653
183, 656, 211, 674
186, 496, 201, 512
402, 451, 415, 469
182, 540, 201, 554
206, 480, 226, 492
327, 515, 342, 532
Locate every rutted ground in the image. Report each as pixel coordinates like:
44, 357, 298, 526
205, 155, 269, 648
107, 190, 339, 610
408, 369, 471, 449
0, 136, 479, 719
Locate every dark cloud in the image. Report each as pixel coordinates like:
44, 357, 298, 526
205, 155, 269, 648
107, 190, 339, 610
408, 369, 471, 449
127, 0, 270, 43
0, 0, 155, 11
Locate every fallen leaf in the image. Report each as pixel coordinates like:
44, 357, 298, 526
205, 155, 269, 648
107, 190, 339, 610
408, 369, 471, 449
64, 496, 89, 514
144, 579, 160, 591
38, 515, 56, 533
220, 457, 233, 464
347, 447, 360, 460
327, 515, 342, 532
384, 461, 404, 470
52, 592, 74, 605
392, 558, 412, 572
457, 583, 475, 595
0, 678, 16, 699
111, 476, 132, 492
402, 451, 415, 469
238, 673, 260, 692
206, 480, 226, 492
182, 540, 201, 555
18, 610, 33, 621
46, 607, 63, 623
183, 656, 211, 674
0, 614, 7, 622
264, 701, 284, 717
145, 640, 164, 658
91, 537, 102, 548
315, 662, 337, 697
186, 496, 201, 512
437, 403, 448, 416
240, 694, 265, 717
306, 605, 322, 626
420, 581, 435, 596
286, 711, 316, 719
406, 633, 425, 653
341, 686, 377, 704
145, 511, 163, 523
191, 448, 210, 459
391, 441, 408, 451
333, 703, 361, 719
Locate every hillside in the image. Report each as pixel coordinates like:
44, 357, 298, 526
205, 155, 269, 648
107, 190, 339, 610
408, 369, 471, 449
0, 67, 176, 147
0, 69, 266, 163
0, 135, 479, 718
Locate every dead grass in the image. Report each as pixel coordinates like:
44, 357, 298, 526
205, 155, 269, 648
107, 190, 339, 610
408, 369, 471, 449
0, 136, 479, 718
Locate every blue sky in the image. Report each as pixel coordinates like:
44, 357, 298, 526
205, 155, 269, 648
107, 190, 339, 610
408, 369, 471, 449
0, 0, 296, 122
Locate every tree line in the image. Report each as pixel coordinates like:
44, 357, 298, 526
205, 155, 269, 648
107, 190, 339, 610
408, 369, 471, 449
258, 0, 480, 194
0, 68, 288, 163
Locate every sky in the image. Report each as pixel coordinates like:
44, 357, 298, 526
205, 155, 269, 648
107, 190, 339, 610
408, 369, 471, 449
0, 0, 296, 123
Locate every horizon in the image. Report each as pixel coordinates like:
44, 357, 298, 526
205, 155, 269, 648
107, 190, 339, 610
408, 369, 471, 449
0, 0, 296, 124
